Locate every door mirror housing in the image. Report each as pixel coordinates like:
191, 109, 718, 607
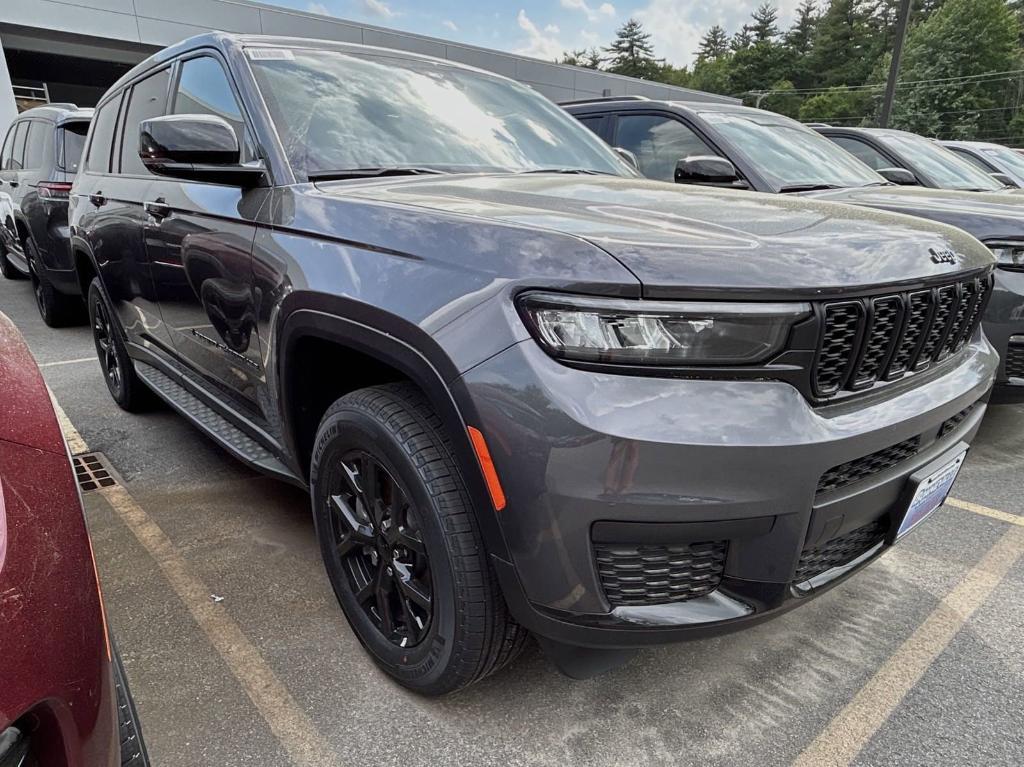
877, 167, 918, 185
990, 171, 1018, 188
139, 115, 265, 186
613, 147, 640, 171
674, 156, 747, 188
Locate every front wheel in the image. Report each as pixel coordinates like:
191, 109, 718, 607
88, 278, 152, 412
310, 383, 526, 695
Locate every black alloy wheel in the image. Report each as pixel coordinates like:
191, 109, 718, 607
326, 450, 433, 648
92, 290, 123, 397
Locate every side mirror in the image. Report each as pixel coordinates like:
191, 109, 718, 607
990, 172, 1018, 188
877, 167, 918, 185
674, 156, 747, 188
613, 147, 640, 171
139, 115, 264, 186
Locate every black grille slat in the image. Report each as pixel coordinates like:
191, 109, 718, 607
1007, 342, 1024, 379
813, 274, 992, 399
795, 520, 887, 582
816, 436, 922, 495
939, 402, 980, 437
595, 541, 727, 606
852, 297, 902, 386
814, 302, 865, 395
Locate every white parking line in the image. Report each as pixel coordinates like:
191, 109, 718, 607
50, 393, 335, 767
38, 356, 96, 368
792, 523, 1024, 767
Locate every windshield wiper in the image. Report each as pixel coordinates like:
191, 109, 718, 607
778, 183, 843, 193
517, 167, 613, 176
309, 166, 448, 181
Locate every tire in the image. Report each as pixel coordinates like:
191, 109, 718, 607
88, 277, 153, 412
0, 247, 23, 279
112, 642, 151, 767
27, 237, 83, 327
311, 383, 527, 695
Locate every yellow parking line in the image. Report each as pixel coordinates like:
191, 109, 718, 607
792, 524, 1024, 767
946, 497, 1024, 528
50, 394, 335, 767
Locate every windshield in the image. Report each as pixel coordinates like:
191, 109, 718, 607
979, 144, 1024, 179
699, 110, 884, 190
246, 47, 629, 179
58, 121, 89, 174
877, 133, 1004, 191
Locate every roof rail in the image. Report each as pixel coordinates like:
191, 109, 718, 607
803, 122, 832, 128
559, 95, 650, 106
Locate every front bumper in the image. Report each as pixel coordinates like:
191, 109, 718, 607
461, 333, 997, 649
986, 267, 1024, 401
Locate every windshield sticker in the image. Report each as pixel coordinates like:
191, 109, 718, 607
246, 48, 295, 60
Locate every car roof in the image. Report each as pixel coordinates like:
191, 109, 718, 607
941, 140, 1001, 150
104, 31, 508, 105
12, 103, 84, 123
564, 97, 766, 119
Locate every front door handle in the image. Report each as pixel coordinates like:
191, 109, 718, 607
89, 192, 106, 207
8, 180, 18, 188
144, 199, 170, 220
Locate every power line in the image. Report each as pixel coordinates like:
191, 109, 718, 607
742, 68, 1024, 98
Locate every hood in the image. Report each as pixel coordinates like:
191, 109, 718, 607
809, 184, 1024, 244
314, 174, 996, 299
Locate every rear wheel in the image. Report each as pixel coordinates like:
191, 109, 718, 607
88, 278, 152, 412
311, 383, 526, 695
27, 237, 83, 326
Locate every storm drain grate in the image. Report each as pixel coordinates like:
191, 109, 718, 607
73, 452, 118, 492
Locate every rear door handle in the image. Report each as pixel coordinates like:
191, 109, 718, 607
89, 192, 106, 207
8, 180, 18, 188
144, 199, 170, 220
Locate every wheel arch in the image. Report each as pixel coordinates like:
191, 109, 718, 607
277, 306, 514, 564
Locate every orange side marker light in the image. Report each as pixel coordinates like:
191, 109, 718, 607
468, 426, 507, 511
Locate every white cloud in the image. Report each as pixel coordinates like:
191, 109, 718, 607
544, 23, 560, 34
514, 9, 565, 60
306, 2, 330, 15
362, 0, 396, 19
635, 0, 803, 66
560, 0, 616, 22
442, 19, 458, 32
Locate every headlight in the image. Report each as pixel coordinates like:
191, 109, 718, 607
518, 292, 810, 366
987, 240, 1024, 270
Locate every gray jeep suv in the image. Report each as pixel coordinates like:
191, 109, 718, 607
71, 34, 997, 694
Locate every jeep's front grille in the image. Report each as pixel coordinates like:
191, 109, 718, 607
795, 520, 887, 582
595, 541, 727, 606
1007, 340, 1024, 379
812, 275, 991, 398
816, 436, 922, 495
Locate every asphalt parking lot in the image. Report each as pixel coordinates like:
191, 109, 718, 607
2, 275, 1023, 767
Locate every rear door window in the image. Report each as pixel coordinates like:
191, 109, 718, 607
7, 122, 28, 171
59, 122, 90, 173
119, 68, 171, 175
614, 114, 718, 181
86, 95, 123, 173
0, 124, 14, 170
948, 148, 995, 173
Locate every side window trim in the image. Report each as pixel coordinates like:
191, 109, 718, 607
84, 90, 125, 176
952, 148, 997, 173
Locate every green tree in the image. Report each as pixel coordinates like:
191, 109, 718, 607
690, 55, 734, 96
731, 26, 754, 52
604, 18, 663, 80
784, 0, 820, 88
697, 25, 730, 61
760, 79, 803, 118
750, 3, 781, 42
797, 87, 874, 123
558, 48, 602, 69
890, 0, 1021, 139
806, 0, 879, 88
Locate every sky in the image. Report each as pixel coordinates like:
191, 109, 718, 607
267, 0, 807, 67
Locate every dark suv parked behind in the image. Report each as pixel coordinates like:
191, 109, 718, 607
72, 34, 997, 694
0, 104, 92, 325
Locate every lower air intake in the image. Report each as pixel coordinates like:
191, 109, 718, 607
795, 520, 886, 583
595, 541, 727, 607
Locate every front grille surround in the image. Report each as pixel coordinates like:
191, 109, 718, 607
1007, 341, 1024, 379
811, 274, 991, 400
594, 540, 727, 607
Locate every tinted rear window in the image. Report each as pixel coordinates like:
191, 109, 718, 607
23, 121, 54, 171
59, 122, 90, 174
